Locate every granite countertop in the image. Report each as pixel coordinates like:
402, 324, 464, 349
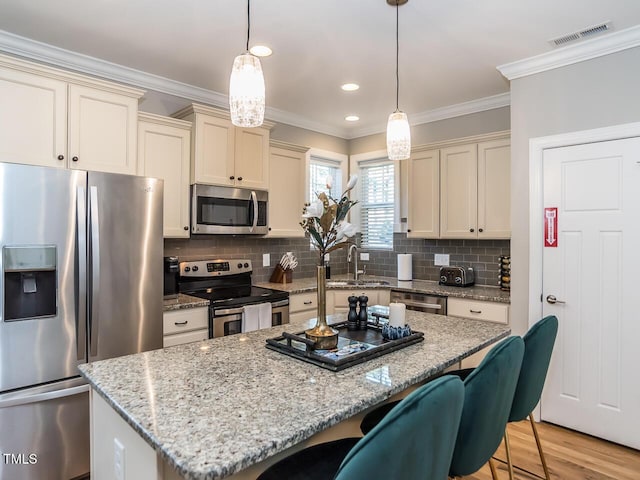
163, 293, 209, 312
79, 312, 510, 480
258, 275, 510, 304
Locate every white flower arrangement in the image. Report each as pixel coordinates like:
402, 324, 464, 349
301, 175, 358, 266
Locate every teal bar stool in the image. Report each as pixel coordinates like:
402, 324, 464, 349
257, 375, 465, 480
448, 336, 524, 479
502, 315, 558, 480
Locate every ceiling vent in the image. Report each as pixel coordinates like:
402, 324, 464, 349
549, 21, 612, 47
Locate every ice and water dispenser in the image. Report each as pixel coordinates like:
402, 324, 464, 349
3, 246, 57, 321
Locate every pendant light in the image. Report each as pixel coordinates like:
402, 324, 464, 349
229, 0, 265, 127
386, 0, 411, 160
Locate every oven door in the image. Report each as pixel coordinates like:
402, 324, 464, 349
212, 300, 289, 337
192, 184, 268, 235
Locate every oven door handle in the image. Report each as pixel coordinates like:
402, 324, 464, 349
249, 190, 258, 233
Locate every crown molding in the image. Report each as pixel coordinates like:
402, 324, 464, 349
0, 29, 511, 141
498, 24, 640, 80
346, 92, 511, 139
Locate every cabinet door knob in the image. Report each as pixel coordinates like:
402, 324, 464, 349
479, 228, 484, 233
184, 226, 189, 231
57, 154, 64, 161
268, 227, 272, 231
469, 228, 474, 232
407, 229, 412, 233
229, 175, 235, 180
237, 176, 243, 181
72, 156, 79, 162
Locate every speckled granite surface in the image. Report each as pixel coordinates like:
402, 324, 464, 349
163, 294, 209, 311
258, 275, 510, 303
79, 312, 510, 480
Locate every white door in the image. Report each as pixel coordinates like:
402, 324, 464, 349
541, 137, 640, 449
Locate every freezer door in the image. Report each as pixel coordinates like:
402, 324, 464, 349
0, 163, 87, 392
0, 377, 90, 480
87, 172, 163, 361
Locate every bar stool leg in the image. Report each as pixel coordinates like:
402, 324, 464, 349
529, 413, 551, 480
504, 428, 515, 480
488, 458, 500, 480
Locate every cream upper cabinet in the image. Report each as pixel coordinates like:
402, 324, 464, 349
439, 136, 511, 239
173, 104, 273, 188
440, 143, 478, 239
137, 113, 192, 238
407, 148, 440, 238
268, 141, 308, 237
0, 54, 143, 174
477, 139, 511, 239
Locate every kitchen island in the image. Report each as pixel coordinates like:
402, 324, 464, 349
79, 311, 510, 480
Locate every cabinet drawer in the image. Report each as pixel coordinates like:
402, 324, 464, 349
163, 329, 208, 347
447, 298, 509, 324
332, 290, 379, 310
289, 292, 317, 313
163, 307, 208, 335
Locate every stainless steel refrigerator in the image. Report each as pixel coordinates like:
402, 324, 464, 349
0, 162, 163, 480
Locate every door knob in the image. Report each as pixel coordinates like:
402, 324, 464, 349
546, 295, 566, 304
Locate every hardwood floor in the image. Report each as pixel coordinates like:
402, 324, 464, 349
465, 420, 640, 480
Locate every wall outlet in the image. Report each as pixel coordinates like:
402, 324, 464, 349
114, 438, 125, 480
360, 252, 370, 261
434, 254, 450, 266
262, 253, 270, 267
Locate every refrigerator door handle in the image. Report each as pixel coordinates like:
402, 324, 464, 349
76, 186, 87, 361
0, 384, 90, 409
250, 190, 258, 233
89, 186, 100, 357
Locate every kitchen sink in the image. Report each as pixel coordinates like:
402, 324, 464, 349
326, 280, 390, 287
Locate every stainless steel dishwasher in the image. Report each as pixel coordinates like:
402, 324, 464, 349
390, 290, 447, 315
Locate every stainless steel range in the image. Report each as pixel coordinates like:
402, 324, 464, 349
178, 259, 289, 337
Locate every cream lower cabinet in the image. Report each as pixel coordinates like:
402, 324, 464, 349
0, 53, 142, 174
163, 307, 209, 347
172, 103, 273, 189
440, 138, 510, 239
268, 141, 309, 237
138, 113, 191, 238
331, 289, 390, 314
447, 297, 509, 368
289, 292, 319, 323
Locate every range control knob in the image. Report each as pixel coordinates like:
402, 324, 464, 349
440, 275, 447, 283
244, 262, 249, 268
192, 265, 199, 272
237, 263, 243, 269
184, 266, 191, 272
455, 277, 462, 284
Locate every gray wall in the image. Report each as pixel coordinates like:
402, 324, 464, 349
510, 46, 640, 335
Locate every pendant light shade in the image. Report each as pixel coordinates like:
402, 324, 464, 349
229, 0, 265, 127
386, 110, 411, 160
386, 0, 411, 160
230, 52, 265, 127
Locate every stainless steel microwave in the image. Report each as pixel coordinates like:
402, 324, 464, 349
191, 184, 268, 234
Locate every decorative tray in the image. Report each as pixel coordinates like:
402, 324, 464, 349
265, 320, 424, 371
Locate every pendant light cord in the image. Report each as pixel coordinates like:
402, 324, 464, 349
246, 0, 251, 52
395, 2, 399, 111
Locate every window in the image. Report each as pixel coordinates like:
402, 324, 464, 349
359, 160, 394, 249
309, 157, 342, 201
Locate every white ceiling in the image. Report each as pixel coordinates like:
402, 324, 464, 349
1, 0, 639, 139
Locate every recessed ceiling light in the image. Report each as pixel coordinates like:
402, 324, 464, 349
345, 115, 360, 122
341, 83, 360, 91
250, 45, 272, 57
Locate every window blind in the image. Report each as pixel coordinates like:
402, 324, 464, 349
309, 157, 342, 202
360, 161, 394, 249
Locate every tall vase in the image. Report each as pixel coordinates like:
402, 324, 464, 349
305, 265, 339, 349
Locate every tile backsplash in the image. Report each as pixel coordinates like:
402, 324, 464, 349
165, 233, 510, 287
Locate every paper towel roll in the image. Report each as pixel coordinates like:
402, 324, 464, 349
397, 254, 412, 281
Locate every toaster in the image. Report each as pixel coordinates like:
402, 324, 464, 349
439, 266, 475, 287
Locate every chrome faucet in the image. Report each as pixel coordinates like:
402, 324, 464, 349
347, 244, 360, 281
